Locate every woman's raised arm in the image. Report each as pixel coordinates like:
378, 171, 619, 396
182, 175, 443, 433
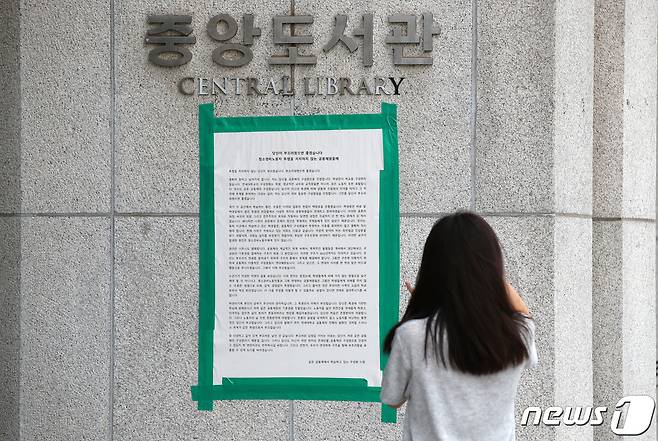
505, 280, 530, 315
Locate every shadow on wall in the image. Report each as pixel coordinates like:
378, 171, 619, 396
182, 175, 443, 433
0, 212, 20, 440
0, 0, 21, 436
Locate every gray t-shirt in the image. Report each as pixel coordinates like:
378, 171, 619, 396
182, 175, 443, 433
380, 314, 538, 441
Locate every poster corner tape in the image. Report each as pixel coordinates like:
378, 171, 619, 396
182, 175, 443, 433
380, 101, 397, 116
199, 101, 214, 115
191, 384, 214, 403
381, 404, 397, 423
197, 400, 214, 411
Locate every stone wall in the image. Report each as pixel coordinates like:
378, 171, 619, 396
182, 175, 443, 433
1, 0, 656, 440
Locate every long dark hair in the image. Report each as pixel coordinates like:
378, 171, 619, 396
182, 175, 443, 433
384, 210, 532, 375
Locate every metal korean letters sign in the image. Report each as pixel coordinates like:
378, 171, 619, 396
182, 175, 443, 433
144, 13, 441, 96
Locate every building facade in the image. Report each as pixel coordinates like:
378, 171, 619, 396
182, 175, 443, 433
0, 0, 656, 440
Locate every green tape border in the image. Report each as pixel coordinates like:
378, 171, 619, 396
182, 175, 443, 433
192, 102, 400, 423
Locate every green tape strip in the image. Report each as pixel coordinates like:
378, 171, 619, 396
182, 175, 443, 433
212, 112, 387, 133
378, 102, 400, 423
191, 103, 401, 424
197, 103, 215, 411
192, 378, 381, 402
381, 405, 397, 423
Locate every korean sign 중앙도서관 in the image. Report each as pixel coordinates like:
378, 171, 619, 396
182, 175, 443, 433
144, 13, 441, 96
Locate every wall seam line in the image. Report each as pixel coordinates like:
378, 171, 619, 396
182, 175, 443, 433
109, 0, 117, 437
470, 0, 478, 211
2, 212, 656, 223
0, 213, 112, 217
17, 0, 23, 437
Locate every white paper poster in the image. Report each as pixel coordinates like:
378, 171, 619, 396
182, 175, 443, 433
212, 129, 384, 387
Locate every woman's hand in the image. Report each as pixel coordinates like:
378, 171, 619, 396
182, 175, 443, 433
404, 280, 415, 296
505, 280, 530, 315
